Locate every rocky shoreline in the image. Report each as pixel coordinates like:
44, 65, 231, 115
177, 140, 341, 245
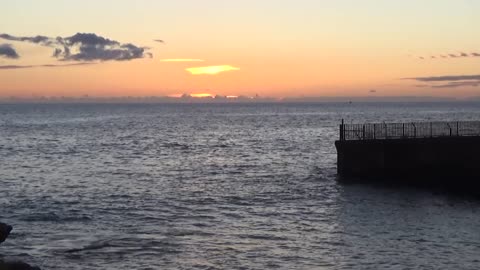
1, 222, 40, 270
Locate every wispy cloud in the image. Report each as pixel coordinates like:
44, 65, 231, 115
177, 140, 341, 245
186, 65, 240, 75
404, 74, 480, 89
153, 39, 165, 44
0, 44, 19, 59
0, 33, 152, 61
0, 63, 95, 70
431, 81, 480, 88
405, 75, 480, 82
0, 34, 55, 46
161, 59, 204, 62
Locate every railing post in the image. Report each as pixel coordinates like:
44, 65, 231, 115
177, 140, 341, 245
340, 119, 344, 141
430, 122, 433, 137
383, 122, 388, 139
373, 124, 376, 140
447, 123, 452, 136
402, 123, 405, 138
457, 121, 459, 136
412, 123, 416, 138
362, 125, 365, 140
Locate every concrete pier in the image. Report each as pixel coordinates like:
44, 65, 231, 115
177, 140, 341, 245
335, 120, 480, 186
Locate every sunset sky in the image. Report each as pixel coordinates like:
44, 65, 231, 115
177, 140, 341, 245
1, 0, 480, 98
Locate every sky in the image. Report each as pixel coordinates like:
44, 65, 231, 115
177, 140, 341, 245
1, 0, 480, 98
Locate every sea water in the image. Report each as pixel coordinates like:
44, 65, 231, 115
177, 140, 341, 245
1, 102, 480, 269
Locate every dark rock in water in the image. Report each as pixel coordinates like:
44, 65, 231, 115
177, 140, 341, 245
0, 223, 41, 270
0, 223, 12, 244
0, 260, 41, 270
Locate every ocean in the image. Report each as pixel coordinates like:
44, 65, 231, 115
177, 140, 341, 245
1, 102, 480, 269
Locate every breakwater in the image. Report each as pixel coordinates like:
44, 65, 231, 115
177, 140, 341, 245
335, 120, 480, 185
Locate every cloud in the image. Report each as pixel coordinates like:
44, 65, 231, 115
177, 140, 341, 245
431, 81, 480, 88
0, 44, 19, 59
405, 75, 480, 82
0, 33, 152, 61
186, 65, 240, 75
161, 59, 204, 62
0, 34, 55, 46
0, 62, 94, 70
59, 33, 152, 61
416, 51, 480, 60
154, 39, 165, 43
0, 65, 31, 70
405, 74, 480, 89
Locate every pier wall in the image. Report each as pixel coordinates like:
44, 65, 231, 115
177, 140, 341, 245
335, 136, 480, 183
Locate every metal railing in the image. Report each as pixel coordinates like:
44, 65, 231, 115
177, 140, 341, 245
339, 120, 480, 141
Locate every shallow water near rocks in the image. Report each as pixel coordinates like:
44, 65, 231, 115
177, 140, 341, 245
1, 102, 480, 269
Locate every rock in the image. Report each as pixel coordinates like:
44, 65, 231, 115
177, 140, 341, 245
0, 223, 12, 245
0, 223, 40, 269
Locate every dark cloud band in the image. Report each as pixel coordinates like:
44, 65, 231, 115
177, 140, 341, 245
0, 63, 95, 70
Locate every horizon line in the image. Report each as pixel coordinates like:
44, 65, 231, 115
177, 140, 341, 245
0, 95, 479, 104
